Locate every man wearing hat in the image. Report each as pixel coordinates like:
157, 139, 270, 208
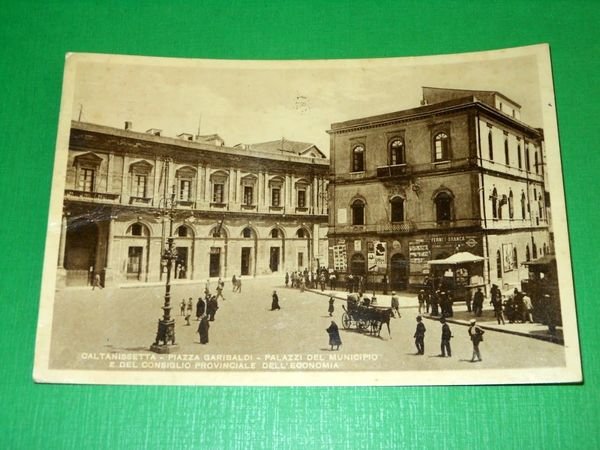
413, 316, 426, 355
417, 289, 426, 315
468, 319, 485, 362
440, 317, 452, 357
391, 291, 400, 318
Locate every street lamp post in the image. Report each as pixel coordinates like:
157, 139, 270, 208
150, 186, 179, 353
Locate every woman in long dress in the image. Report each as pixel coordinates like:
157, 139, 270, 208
326, 321, 342, 351
198, 315, 210, 344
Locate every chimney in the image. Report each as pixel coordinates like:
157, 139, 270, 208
124, 121, 133, 130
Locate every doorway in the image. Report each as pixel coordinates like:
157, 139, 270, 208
270, 247, 280, 272
209, 247, 221, 277
390, 253, 408, 290
241, 247, 252, 276
127, 246, 143, 280
175, 247, 188, 279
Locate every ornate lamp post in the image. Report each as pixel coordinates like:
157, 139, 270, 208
150, 186, 179, 353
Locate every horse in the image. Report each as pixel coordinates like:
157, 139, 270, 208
368, 308, 394, 339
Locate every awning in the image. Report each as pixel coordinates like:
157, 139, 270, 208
522, 254, 556, 267
428, 252, 486, 265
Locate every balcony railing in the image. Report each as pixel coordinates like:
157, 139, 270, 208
129, 196, 152, 205
64, 190, 121, 203
376, 164, 411, 178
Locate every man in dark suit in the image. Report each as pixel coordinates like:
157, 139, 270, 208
440, 317, 452, 357
414, 316, 426, 355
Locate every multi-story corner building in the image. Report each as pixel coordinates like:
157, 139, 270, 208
327, 87, 551, 292
57, 121, 329, 287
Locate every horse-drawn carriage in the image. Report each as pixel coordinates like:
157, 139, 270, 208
341, 295, 394, 338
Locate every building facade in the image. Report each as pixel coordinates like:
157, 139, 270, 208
57, 122, 329, 287
327, 87, 551, 292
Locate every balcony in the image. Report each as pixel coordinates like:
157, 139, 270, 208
129, 196, 152, 206
241, 203, 257, 211
64, 189, 120, 204
376, 164, 411, 178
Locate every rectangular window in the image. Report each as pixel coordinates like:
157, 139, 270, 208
243, 186, 253, 205
213, 183, 224, 203
79, 168, 95, 192
135, 175, 147, 197
297, 189, 306, 208
180, 180, 191, 201
127, 247, 143, 274
271, 187, 281, 206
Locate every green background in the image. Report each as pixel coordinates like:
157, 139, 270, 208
1, 1, 597, 448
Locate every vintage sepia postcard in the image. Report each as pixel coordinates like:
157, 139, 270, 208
34, 45, 582, 386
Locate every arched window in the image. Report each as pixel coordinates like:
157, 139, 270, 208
296, 228, 308, 238
521, 192, 526, 219
270, 228, 280, 238
434, 192, 452, 223
242, 227, 253, 238
504, 137, 510, 165
525, 245, 531, 261
177, 225, 188, 237
525, 144, 531, 171
352, 145, 365, 172
532, 241, 538, 259
508, 190, 514, 219
517, 143, 522, 169
496, 250, 502, 279
488, 129, 494, 161
491, 187, 498, 219
351, 199, 365, 225
534, 151, 539, 174
390, 197, 405, 223
513, 247, 518, 268
433, 133, 449, 161
389, 139, 405, 165
127, 222, 149, 237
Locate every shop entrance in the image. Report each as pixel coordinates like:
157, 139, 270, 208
175, 247, 188, 279
390, 253, 409, 290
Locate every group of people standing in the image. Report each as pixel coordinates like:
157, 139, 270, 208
487, 285, 534, 325
285, 269, 331, 292
413, 315, 485, 362
417, 288, 455, 318
177, 278, 239, 345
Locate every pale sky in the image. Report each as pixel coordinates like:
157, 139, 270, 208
71, 49, 544, 156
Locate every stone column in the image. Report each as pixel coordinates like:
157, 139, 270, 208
204, 165, 211, 203
195, 163, 202, 208
103, 216, 116, 286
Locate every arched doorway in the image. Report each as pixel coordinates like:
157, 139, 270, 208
64, 219, 99, 286
350, 253, 366, 276
390, 253, 408, 291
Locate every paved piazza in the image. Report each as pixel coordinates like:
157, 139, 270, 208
49, 276, 565, 372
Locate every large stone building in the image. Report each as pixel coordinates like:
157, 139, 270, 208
57, 121, 329, 287
327, 87, 551, 292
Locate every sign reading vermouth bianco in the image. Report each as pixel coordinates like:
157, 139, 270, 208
34, 45, 582, 386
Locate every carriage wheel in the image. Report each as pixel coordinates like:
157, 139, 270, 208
342, 313, 351, 329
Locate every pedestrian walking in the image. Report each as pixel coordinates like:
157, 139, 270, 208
326, 321, 342, 351
328, 297, 335, 317
195, 297, 205, 320
180, 299, 186, 316
440, 317, 452, 357
490, 289, 505, 325
198, 315, 209, 344
417, 290, 426, 315
92, 273, 102, 290
522, 293, 534, 323
187, 297, 193, 314
391, 291, 400, 318
473, 287, 485, 317
468, 319, 485, 362
285, 272, 289, 288
270, 290, 281, 310
207, 296, 218, 321
235, 276, 242, 293
231, 274, 237, 292
414, 316, 426, 355
216, 279, 225, 301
